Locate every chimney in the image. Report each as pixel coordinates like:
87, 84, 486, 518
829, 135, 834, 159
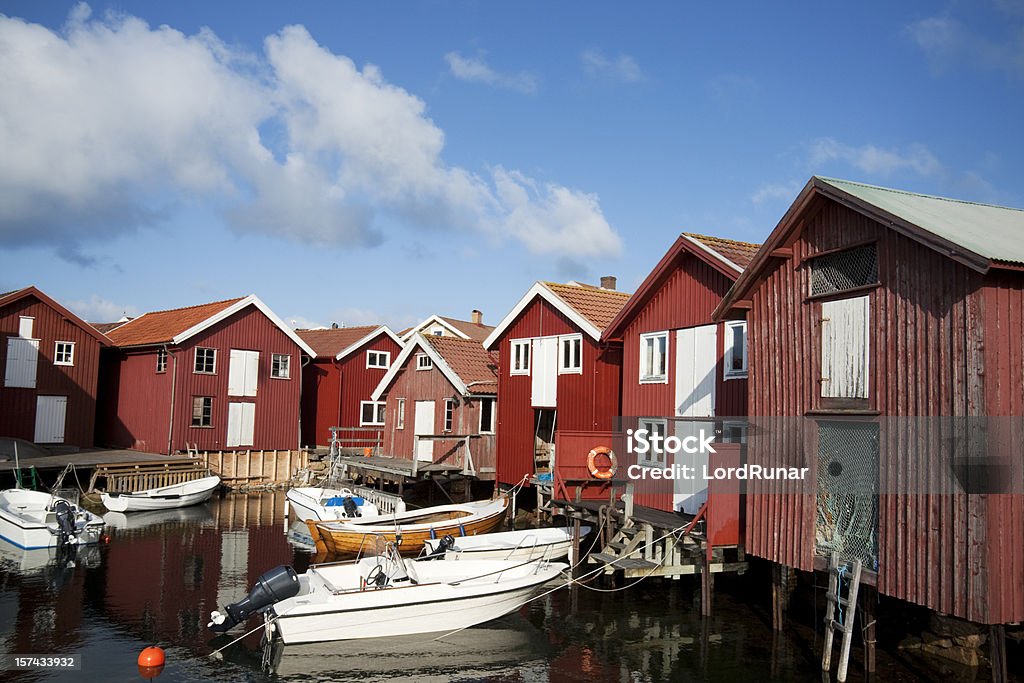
600, 276, 617, 291
471, 309, 483, 325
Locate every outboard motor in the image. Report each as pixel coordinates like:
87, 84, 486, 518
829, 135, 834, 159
342, 495, 360, 518
208, 565, 300, 633
51, 500, 77, 547
424, 534, 457, 560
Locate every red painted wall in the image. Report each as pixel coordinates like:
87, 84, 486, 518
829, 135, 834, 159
492, 298, 622, 486
0, 293, 103, 447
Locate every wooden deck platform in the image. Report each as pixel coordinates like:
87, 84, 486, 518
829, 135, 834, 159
0, 448, 189, 473
336, 454, 462, 484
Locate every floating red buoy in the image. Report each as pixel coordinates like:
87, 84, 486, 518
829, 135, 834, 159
138, 664, 164, 680
137, 646, 165, 667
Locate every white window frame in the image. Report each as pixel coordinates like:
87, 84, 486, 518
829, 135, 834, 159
639, 331, 668, 383
360, 400, 386, 427
431, 327, 445, 336
54, 341, 75, 367
191, 396, 213, 428
366, 350, 391, 369
723, 321, 748, 380
271, 353, 291, 379
194, 347, 217, 374
18, 316, 34, 338
416, 353, 433, 371
396, 398, 405, 430
443, 398, 455, 432
638, 418, 668, 466
479, 397, 496, 434
156, 348, 168, 373
510, 339, 531, 375
557, 334, 583, 374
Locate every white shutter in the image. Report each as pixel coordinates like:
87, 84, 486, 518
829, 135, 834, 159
531, 337, 558, 408
239, 403, 255, 446
821, 296, 870, 399
226, 403, 242, 447
414, 401, 435, 461
244, 351, 259, 397
228, 350, 259, 397
5, 338, 39, 388
18, 317, 33, 338
675, 325, 717, 417
34, 396, 67, 443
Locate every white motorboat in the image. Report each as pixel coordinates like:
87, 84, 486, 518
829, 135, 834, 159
210, 546, 567, 644
285, 487, 382, 523
0, 488, 104, 550
100, 475, 221, 512
422, 526, 591, 563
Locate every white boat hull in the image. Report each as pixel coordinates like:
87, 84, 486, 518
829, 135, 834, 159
100, 475, 220, 512
0, 489, 104, 550
423, 526, 590, 562
285, 487, 380, 523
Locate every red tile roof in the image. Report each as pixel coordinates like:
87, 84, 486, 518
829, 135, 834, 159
295, 326, 381, 358
90, 321, 128, 335
683, 233, 761, 270
437, 316, 495, 343
423, 336, 498, 395
543, 282, 632, 332
105, 298, 244, 347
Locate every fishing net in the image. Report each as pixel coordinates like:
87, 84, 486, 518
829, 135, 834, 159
815, 421, 879, 570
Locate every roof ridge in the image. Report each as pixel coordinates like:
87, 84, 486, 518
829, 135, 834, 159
818, 176, 1024, 214
681, 232, 762, 249
136, 296, 246, 316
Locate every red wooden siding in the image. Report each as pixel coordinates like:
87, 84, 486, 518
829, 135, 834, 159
0, 294, 103, 447
98, 306, 304, 453
300, 334, 402, 448
378, 361, 496, 478
745, 195, 1024, 623
493, 298, 622, 486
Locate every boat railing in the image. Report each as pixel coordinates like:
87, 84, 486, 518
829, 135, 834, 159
504, 533, 541, 562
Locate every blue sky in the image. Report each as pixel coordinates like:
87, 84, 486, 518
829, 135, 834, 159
1, 1, 1021, 330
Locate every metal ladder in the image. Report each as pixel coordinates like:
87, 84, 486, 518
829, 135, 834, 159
822, 551, 863, 682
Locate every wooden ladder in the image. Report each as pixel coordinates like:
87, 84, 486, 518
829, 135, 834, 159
822, 551, 863, 682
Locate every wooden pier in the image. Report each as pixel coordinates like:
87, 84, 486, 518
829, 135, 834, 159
334, 453, 462, 491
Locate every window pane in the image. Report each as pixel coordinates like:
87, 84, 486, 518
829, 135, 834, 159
732, 325, 745, 370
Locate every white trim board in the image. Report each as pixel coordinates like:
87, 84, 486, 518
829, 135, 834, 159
335, 326, 404, 361
483, 282, 603, 349
171, 294, 316, 357
400, 315, 471, 342
370, 333, 468, 401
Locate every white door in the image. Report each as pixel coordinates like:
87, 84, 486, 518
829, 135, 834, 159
531, 337, 558, 408
226, 402, 255, 447
34, 396, 67, 443
228, 350, 259, 397
414, 401, 435, 462
674, 324, 717, 514
5, 338, 39, 388
821, 296, 870, 399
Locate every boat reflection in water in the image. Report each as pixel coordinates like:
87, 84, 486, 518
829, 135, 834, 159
102, 504, 216, 531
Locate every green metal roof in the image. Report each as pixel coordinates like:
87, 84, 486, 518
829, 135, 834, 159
818, 177, 1024, 267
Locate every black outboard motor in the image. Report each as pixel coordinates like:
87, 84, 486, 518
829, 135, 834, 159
208, 565, 300, 633
51, 500, 76, 547
424, 534, 457, 560
342, 496, 360, 518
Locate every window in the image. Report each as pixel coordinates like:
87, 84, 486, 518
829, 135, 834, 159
638, 418, 668, 465
416, 353, 433, 370
156, 348, 168, 373
360, 401, 386, 426
639, 332, 668, 383
820, 296, 870, 400
479, 398, 496, 434
194, 347, 216, 374
723, 321, 748, 380
444, 399, 455, 432
366, 350, 391, 369
191, 397, 213, 427
271, 353, 290, 379
18, 316, 34, 338
54, 341, 75, 366
510, 339, 531, 375
396, 398, 405, 429
431, 327, 444, 336
558, 335, 582, 374
810, 244, 879, 297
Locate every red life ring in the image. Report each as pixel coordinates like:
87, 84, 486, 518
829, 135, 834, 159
587, 446, 617, 479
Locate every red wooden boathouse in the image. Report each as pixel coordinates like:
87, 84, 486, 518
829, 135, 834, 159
371, 334, 498, 479
296, 325, 403, 449
601, 233, 760, 513
98, 295, 315, 454
0, 286, 110, 448
715, 176, 1024, 625
484, 279, 630, 486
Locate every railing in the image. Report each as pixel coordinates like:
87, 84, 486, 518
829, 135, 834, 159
410, 434, 485, 478
88, 458, 209, 493
328, 427, 384, 457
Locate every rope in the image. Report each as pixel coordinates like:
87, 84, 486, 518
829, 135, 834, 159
207, 615, 280, 659
836, 564, 847, 626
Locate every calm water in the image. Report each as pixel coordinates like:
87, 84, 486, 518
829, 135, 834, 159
0, 491, 1006, 682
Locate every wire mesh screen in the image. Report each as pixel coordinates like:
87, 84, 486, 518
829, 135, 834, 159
810, 244, 878, 296
816, 421, 879, 569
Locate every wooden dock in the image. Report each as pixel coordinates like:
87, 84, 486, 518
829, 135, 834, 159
334, 454, 463, 492
0, 448, 186, 473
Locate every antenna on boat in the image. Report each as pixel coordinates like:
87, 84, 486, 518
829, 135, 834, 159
13, 442, 20, 489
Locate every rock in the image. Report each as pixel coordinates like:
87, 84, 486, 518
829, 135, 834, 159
920, 644, 980, 667
898, 635, 923, 650
953, 633, 988, 649
307, 461, 327, 472
930, 613, 984, 639
921, 632, 952, 648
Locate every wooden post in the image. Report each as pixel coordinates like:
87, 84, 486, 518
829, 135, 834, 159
700, 556, 714, 617
860, 585, 876, 677
772, 563, 788, 631
991, 624, 1007, 683
572, 517, 581, 580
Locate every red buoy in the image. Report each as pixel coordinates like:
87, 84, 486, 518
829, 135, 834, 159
137, 646, 165, 667
138, 664, 164, 680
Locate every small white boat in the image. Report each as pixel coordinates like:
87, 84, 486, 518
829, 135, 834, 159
0, 488, 104, 550
423, 526, 591, 563
285, 487, 382, 523
100, 475, 221, 512
210, 547, 567, 644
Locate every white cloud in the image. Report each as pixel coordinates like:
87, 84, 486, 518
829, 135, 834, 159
444, 51, 537, 93
807, 138, 943, 178
906, 15, 1024, 76
751, 180, 803, 205
65, 294, 139, 322
580, 49, 645, 83
0, 7, 618, 260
